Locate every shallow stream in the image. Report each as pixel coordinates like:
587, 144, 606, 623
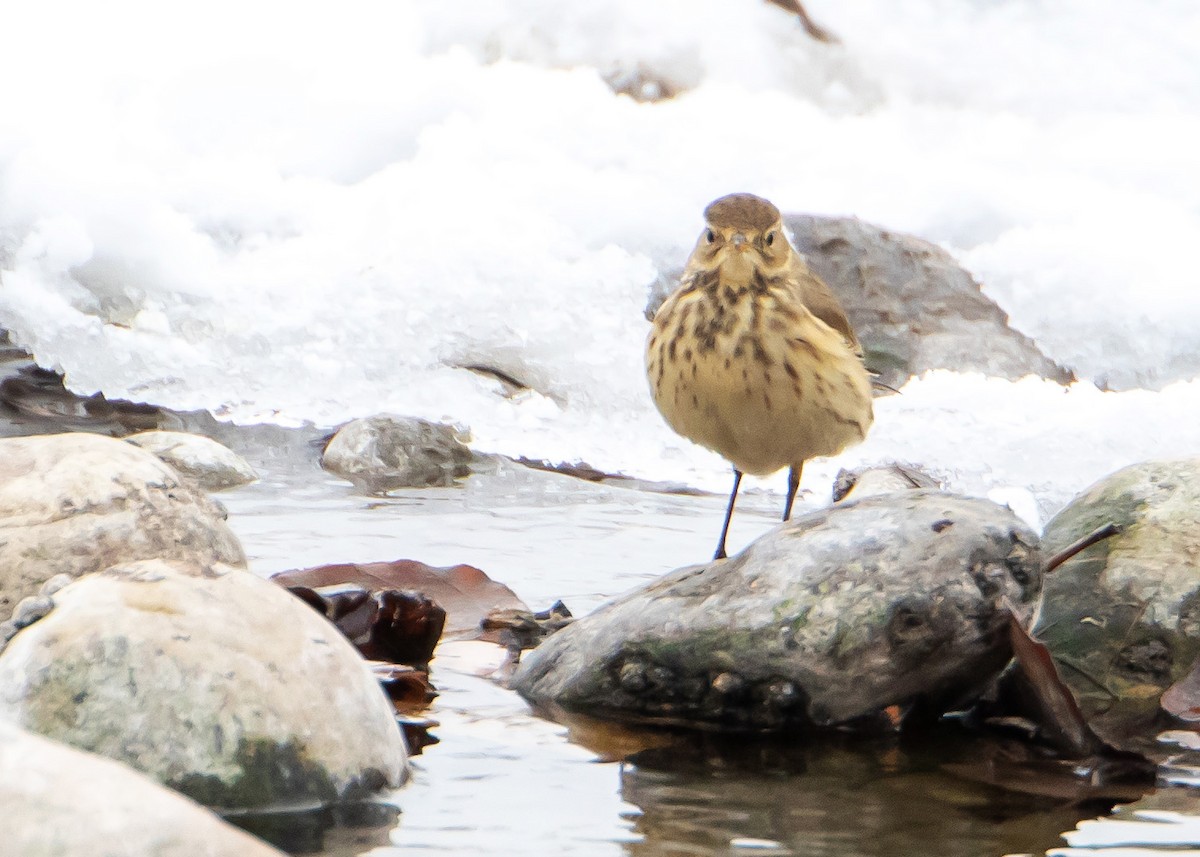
205, 431, 1200, 857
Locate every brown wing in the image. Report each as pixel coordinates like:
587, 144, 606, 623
791, 266, 861, 352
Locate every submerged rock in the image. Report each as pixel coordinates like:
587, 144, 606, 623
0, 559, 408, 809
321, 415, 475, 493
513, 490, 1041, 732
0, 720, 287, 857
126, 430, 258, 491
1035, 458, 1200, 745
0, 433, 246, 615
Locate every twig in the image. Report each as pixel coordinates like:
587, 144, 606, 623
764, 0, 840, 43
1044, 523, 1121, 575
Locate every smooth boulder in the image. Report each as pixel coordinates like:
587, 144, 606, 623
321, 415, 475, 493
786, 215, 1074, 390
0, 433, 246, 615
0, 720, 287, 857
125, 430, 258, 490
0, 559, 408, 808
513, 490, 1042, 731
1035, 458, 1200, 744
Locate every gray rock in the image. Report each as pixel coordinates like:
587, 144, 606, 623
0, 558, 408, 809
1035, 458, 1200, 744
832, 463, 941, 503
125, 430, 258, 491
644, 215, 1073, 391
0, 433, 246, 616
322, 414, 475, 493
10, 595, 52, 629
513, 490, 1041, 731
787, 215, 1074, 390
0, 720, 287, 857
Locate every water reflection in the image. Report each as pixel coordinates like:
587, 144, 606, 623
617, 730, 1129, 857
208, 440, 1193, 857
226, 801, 400, 856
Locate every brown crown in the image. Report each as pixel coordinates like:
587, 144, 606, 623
703, 193, 781, 232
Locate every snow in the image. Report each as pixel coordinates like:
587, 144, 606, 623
2, 0, 1199, 521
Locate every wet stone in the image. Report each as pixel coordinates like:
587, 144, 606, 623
513, 490, 1041, 733
321, 414, 475, 493
1035, 458, 1200, 747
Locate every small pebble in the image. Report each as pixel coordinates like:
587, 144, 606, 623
39, 573, 74, 597
13, 596, 54, 629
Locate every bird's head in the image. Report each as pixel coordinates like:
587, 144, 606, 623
691, 193, 792, 282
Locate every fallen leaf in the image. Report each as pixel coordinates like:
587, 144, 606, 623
274, 559, 527, 636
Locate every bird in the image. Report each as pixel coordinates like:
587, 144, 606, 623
645, 193, 873, 560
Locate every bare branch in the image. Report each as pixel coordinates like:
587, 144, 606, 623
1045, 522, 1121, 574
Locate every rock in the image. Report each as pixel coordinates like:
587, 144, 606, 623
644, 215, 1073, 391
0, 559, 408, 809
513, 490, 1041, 731
786, 215, 1074, 390
0, 363, 170, 433
1035, 458, 1200, 746
273, 559, 528, 638
125, 430, 258, 491
0, 720, 287, 857
832, 463, 941, 502
0, 433, 246, 615
481, 601, 575, 651
321, 415, 475, 493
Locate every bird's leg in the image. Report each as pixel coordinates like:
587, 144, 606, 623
714, 469, 744, 560
783, 463, 804, 521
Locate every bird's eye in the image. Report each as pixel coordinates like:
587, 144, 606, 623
705, 229, 716, 244
765, 231, 776, 247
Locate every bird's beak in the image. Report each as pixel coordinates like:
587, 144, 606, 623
731, 232, 750, 252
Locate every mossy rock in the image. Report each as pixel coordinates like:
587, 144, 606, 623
1035, 458, 1200, 746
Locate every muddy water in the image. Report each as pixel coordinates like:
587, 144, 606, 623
204, 433, 1195, 857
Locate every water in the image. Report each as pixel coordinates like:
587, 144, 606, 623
205, 433, 1195, 857
5, 374, 1200, 856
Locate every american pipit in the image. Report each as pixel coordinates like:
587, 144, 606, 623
646, 193, 873, 559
